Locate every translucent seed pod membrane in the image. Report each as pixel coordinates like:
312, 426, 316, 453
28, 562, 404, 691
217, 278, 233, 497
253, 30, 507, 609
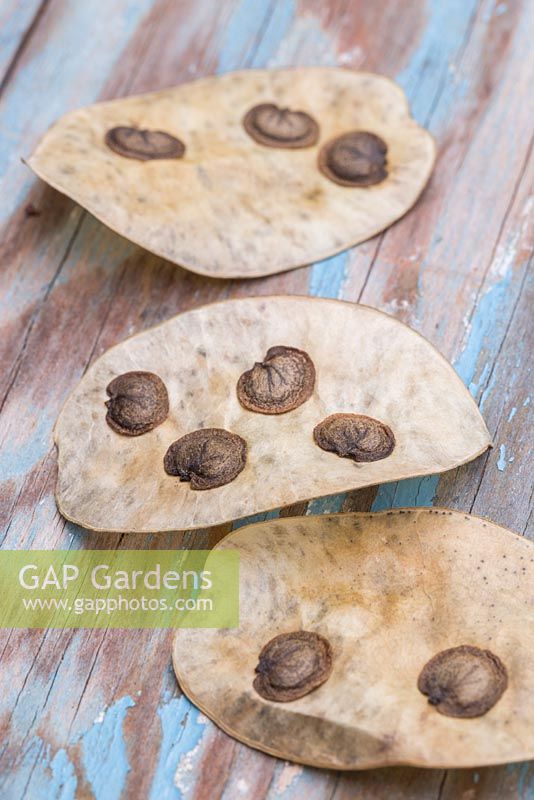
27, 68, 435, 278
53, 297, 490, 533
173, 510, 534, 769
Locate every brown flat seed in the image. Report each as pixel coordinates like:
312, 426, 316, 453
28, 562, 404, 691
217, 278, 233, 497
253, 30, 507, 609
237, 346, 316, 414
164, 428, 247, 490
318, 131, 388, 187
105, 371, 169, 436
243, 103, 319, 148
313, 413, 395, 462
253, 631, 333, 702
418, 645, 508, 718
105, 126, 185, 160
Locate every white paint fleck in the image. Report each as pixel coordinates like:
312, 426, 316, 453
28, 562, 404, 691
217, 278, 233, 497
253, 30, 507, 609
196, 712, 209, 724
490, 195, 532, 279
524, 396, 530, 407
93, 707, 107, 725
174, 741, 203, 795
275, 763, 303, 794
236, 777, 250, 794
497, 444, 507, 472
268, 14, 361, 68
507, 407, 517, 422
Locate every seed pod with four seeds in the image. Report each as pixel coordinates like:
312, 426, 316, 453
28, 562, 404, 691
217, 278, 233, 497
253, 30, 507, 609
53, 297, 490, 532
173, 509, 534, 769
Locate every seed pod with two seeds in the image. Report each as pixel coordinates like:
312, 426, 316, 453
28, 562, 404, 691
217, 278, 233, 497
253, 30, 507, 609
173, 509, 534, 769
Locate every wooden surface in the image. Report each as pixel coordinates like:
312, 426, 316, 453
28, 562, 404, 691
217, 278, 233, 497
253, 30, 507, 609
0, 1, 532, 798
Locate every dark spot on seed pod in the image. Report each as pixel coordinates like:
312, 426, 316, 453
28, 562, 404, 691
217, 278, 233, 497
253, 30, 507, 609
313, 413, 395, 462
105, 127, 185, 161
237, 346, 315, 414
418, 645, 508, 718
105, 371, 169, 436
164, 428, 247, 490
253, 631, 333, 702
243, 104, 319, 148
318, 131, 388, 186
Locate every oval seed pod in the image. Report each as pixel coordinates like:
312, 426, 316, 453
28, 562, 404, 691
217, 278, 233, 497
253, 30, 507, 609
53, 297, 490, 532
27, 68, 435, 279
173, 509, 534, 769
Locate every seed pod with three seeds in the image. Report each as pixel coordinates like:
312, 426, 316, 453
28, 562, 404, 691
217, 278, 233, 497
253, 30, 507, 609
27, 68, 435, 279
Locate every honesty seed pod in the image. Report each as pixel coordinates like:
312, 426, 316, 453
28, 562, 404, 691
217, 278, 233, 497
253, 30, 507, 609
27, 68, 435, 279
173, 509, 534, 769
53, 297, 490, 532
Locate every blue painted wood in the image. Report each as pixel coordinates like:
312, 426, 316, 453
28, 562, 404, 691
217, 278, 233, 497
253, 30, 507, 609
0, 0, 531, 798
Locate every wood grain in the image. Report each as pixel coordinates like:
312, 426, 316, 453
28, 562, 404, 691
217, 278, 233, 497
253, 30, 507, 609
0, 0, 532, 798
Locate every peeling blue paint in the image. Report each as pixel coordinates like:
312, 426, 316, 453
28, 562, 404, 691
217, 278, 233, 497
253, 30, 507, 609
306, 494, 346, 516
372, 475, 439, 511
508, 406, 517, 422
217, 0, 296, 72
0, 0, 158, 223
396, 0, 476, 126
455, 271, 513, 399
0, 408, 55, 480
149, 695, 207, 800
232, 509, 280, 530
44, 748, 78, 800
79, 695, 135, 800
309, 252, 349, 300
497, 444, 507, 472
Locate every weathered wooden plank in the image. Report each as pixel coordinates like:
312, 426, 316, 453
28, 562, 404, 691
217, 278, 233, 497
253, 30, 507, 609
0, 0, 531, 798
0, 0, 45, 88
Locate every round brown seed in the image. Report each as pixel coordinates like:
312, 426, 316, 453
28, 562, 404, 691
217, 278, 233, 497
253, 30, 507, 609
313, 413, 395, 462
164, 428, 247, 490
237, 346, 315, 415
318, 131, 388, 187
105, 371, 169, 436
105, 127, 185, 161
243, 103, 319, 148
253, 631, 333, 702
418, 645, 508, 718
